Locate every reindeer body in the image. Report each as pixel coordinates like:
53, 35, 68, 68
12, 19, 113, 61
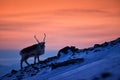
20, 34, 46, 69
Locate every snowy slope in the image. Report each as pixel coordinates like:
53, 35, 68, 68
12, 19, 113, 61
0, 38, 120, 80
48, 47, 120, 80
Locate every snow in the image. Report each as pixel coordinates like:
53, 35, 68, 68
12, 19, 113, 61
57, 50, 73, 62
49, 52, 120, 80
0, 38, 120, 80
24, 38, 120, 80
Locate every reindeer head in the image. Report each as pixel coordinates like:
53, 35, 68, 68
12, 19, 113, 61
34, 33, 46, 48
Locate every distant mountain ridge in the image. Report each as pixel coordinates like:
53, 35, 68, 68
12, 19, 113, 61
0, 37, 120, 80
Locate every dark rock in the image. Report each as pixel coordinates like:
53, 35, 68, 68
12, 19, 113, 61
57, 46, 79, 57
44, 56, 58, 62
58, 46, 70, 55
88, 48, 94, 51
31, 73, 36, 76
11, 69, 18, 74
118, 77, 120, 80
70, 46, 79, 53
16, 75, 22, 80
51, 58, 84, 69
101, 72, 111, 78
110, 41, 116, 46
94, 49, 101, 52
82, 48, 89, 54
92, 77, 99, 80
94, 44, 101, 48
101, 42, 109, 47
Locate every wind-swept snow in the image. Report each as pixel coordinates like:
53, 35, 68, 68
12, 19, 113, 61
49, 52, 120, 80
24, 41, 120, 80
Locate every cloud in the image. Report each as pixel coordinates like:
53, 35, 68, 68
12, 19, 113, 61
53, 9, 109, 15
0, 20, 48, 31
0, 8, 119, 20
0, 12, 43, 18
0, 9, 109, 18
58, 24, 120, 40
52, 9, 120, 18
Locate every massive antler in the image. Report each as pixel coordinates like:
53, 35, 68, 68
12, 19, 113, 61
43, 33, 46, 42
34, 35, 40, 43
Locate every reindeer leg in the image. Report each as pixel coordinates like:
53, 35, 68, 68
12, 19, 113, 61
37, 56, 40, 62
25, 60, 30, 66
20, 59, 23, 69
34, 56, 36, 64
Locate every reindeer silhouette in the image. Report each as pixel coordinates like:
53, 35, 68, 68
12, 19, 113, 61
20, 33, 46, 69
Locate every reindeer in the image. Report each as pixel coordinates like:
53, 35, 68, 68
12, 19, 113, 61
20, 33, 46, 69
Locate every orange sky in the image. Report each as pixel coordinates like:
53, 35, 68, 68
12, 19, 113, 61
0, 0, 120, 51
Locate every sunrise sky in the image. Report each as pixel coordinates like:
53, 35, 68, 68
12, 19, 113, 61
0, 0, 120, 52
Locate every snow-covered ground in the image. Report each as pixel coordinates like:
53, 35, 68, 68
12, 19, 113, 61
48, 49, 120, 80
0, 38, 120, 80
